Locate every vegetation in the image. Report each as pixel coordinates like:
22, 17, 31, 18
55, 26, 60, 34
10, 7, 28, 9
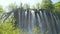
54, 2, 60, 18
41, 0, 53, 11
0, 5, 19, 34
0, 17, 19, 34
0, 0, 60, 34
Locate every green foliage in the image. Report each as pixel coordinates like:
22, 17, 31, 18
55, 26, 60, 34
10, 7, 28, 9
31, 5, 35, 9
54, 2, 60, 18
32, 26, 41, 34
41, 0, 53, 11
0, 5, 6, 23
35, 3, 41, 9
0, 0, 60, 34
0, 5, 5, 13
23, 4, 30, 9
7, 3, 18, 11
0, 17, 19, 34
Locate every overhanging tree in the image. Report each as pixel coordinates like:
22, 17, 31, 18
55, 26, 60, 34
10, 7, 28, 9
41, 0, 53, 11
54, 2, 60, 18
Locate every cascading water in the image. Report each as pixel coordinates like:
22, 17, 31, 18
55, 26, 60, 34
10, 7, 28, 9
14, 9, 60, 34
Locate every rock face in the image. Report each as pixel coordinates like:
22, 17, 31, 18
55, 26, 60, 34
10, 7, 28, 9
14, 9, 60, 34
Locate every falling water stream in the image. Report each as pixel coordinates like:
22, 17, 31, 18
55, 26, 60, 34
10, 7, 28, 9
14, 9, 60, 34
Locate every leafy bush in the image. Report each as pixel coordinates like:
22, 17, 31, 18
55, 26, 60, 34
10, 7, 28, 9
32, 26, 41, 34
0, 17, 19, 34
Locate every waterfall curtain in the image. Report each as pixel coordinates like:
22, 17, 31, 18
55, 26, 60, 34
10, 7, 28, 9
14, 9, 60, 34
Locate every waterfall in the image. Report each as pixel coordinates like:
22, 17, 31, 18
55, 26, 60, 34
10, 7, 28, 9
14, 9, 60, 34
